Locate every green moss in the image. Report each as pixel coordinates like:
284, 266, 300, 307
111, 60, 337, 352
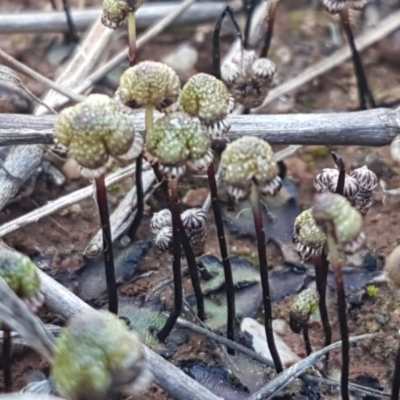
366, 285, 379, 298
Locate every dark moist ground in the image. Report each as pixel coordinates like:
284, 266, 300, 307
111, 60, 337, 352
1, 0, 400, 398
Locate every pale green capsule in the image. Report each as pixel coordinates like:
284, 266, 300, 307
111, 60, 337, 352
293, 208, 326, 261
53, 310, 151, 400
289, 288, 319, 333
220, 135, 281, 200
54, 94, 141, 176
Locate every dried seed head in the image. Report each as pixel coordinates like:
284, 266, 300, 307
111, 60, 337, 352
145, 112, 211, 179
313, 168, 359, 204
154, 226, 173, 252
101, 0, 145, 29
293, 208, 326, 261
221, 136, 281, 201
322, 0, 346, 13
181, 208, 207, 233
54, 94, 142, 178
150, 209, 172, 234
312, 193, 365, 253
221, 50, 276, 109
350, 166, 378, 215
289, 288, 319, 334
53, 310, 151, 400
0, 248, 43, 312
119, 61, 180, 110
151, 208, 206, 256
181, 208, 207, 256
385, 245, 400, 290
180, 73, 234, 138
323, 0, 367, 13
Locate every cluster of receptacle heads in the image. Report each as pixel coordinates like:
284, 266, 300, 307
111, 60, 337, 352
150, 208, 207, 256
293, 163, 377, 261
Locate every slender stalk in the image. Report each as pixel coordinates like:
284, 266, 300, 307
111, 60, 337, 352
391, 336, 400, 400
157, 179, 183, 341
207, 162, 235, 352
61, 0, 79, 43
260, 0, 278, 58
243, 0, 256, 49
94, 175, 118, 314
339, 8, 375, 110
326, 233, 349, 400
212, 6, 243, 79
2, 325, 12, 392
249, 182, 283, 373
128, 11, 137, 66
128, 105, 153, 240
303, 325, 312, 356
179, 221, 206, 321
313, 251, 332, 370
332, 151, 345, 196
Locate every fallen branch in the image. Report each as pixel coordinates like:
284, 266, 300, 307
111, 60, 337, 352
248, 332, 377, 400
0, 3, 227, 34
0, 107, 398, 147
0, 164, 136, 238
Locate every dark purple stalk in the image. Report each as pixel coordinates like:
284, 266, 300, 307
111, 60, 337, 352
260, 0, 278, 58
250, 182, 283, 373
243, 0, 256, 49
179, 221, 206, 321
157, 179, 183, 341
313, 251, 332, 371
2, 325, 12, 392
61, 0, 79, 43
331, 151, 345, 196
127, 154, 144, 241
150, 164, 204, 321
327, 234, 350, 400
207, 162, 235, 353
303, 325, 312, 356
391, 338, 400, 400
95, 175, 118, 314
212, 6, 243, 80
339, 8, 375, 110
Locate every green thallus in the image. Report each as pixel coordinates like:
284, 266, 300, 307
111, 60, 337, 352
221, 49, 276, 108
180, 73, 234, 138
53, 310, 151, 400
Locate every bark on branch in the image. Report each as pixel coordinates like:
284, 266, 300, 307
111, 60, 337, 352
0, 108, 399, 147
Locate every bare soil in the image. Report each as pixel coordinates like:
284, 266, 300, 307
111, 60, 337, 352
1, 0, 400, 398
